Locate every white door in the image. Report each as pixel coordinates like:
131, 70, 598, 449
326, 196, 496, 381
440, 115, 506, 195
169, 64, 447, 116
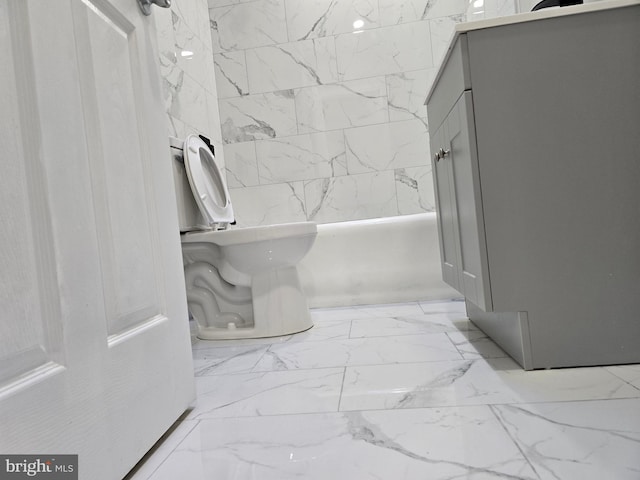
0, 1, 195, 479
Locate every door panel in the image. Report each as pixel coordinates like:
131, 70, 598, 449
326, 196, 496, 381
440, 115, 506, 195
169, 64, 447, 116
0, 0, 65, 398
448, 92, 491, 311
431, 122, 461, 291
72, 0, 162, 336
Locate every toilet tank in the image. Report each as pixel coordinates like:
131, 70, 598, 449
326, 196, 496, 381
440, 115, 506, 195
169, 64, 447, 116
169, 137, 207, 232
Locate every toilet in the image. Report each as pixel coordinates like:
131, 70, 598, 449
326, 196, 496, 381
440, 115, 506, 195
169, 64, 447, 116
169, 135, 317, 340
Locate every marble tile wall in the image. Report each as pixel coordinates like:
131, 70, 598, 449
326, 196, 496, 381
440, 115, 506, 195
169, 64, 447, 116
466, 0, 517, 20
151, 0, 524, 227
210, 0, 474, 226
154, 0, 225, 166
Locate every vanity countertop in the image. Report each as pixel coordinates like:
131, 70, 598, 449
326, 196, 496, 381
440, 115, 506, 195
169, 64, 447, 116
457, 0, 638, 33
427, 0, 640, 100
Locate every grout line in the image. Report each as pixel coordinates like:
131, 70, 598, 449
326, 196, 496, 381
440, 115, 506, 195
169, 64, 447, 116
180, 396, 640, 422
336, 366, 348, 412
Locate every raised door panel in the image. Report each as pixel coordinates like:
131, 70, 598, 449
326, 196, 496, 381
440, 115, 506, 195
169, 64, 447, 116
0, 0, 65, 400
447, 92, 492, 311
72, 0, 164, 339
431, 121, 462, 292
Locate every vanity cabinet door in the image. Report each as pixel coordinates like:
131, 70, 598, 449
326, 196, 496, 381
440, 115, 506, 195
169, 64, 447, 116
432, 92, 492, 311
432, 119, 462, 292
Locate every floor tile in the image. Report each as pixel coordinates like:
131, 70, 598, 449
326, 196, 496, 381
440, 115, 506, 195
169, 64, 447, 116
349, 302, 426, 317
131, 300, 637, 479
147, 407, 538, 480
311, 302, 423, 322
284, 320, 352, 342
191, 334, 292, 350
340, 357, 640, 411
605, 364, 640, 390
187, 368, 344, 420
446, 330, 509, 360
493, 398, 640, 480
349, 313, 475, 339
253, 334, 462, 371
193, 344, 269, 376
418, 299, 466, 314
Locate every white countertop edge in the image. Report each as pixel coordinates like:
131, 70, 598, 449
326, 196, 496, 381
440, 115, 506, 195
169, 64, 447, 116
457, 0, 639, 33
426, 0, 640, 103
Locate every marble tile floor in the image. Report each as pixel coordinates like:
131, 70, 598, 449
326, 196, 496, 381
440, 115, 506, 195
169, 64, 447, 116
127, 300, 640, 480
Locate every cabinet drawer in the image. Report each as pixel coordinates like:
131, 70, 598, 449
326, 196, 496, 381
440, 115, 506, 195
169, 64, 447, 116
426, 34, 471, 130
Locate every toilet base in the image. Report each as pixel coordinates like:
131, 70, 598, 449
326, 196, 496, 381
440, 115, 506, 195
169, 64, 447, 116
195, 266, 314, 340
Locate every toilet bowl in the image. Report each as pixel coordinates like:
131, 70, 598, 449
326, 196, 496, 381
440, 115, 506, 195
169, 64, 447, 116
170, 135, 317, 339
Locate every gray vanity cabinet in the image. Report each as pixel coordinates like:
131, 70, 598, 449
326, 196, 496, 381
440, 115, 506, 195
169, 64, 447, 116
426, 3, 640, 370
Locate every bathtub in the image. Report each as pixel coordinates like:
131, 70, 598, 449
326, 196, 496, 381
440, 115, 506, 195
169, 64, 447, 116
298, 212, 459, 308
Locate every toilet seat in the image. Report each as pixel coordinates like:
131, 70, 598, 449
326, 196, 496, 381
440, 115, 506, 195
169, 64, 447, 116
183, 134, 234, 227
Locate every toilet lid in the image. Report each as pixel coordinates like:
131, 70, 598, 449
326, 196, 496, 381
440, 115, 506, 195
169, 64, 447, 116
183, 135, 234, 226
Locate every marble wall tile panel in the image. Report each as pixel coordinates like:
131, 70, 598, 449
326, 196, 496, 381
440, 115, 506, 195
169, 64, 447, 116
497, 0, 517, 16
386, 68, 435, 122
224, 141, 259, 187
246, 37, 338, 94
209, 0, 288, 53
154, 8, 177, 65
255, 131, 347, 184
285, 0, 379, 41
168, 72, 211, 134
395, 165, 436, 214
378, 0, 468, 26
172, 0, 212, 44
173, 15, 208, 84
304, 170, 397, 223
219, 90, 297, 143
157, 0, 221, 141
230, 181, 307, 226
203, 49, 218, 96
166, 114, 188, 139
205, 91, 224, 145
336, 22, 434, 81
295, 78, 389, 134
344, 119, 428, 174
430, 15, 466, 66
466, 0, 516, 20
214, 51, 249, 98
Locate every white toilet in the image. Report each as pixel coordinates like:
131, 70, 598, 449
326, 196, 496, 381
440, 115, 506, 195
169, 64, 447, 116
169, 135, 317, 340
